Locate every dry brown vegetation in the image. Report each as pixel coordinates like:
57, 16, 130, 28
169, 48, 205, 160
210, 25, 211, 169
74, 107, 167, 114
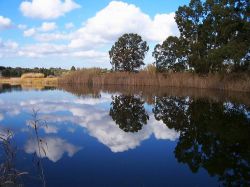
59, 69, 250, 92
0, 77, 58, 87
21, 73, 45, 79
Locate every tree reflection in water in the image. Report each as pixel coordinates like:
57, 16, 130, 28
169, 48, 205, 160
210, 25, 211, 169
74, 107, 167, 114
109, 95, 149, 133
153, 96, 250, 186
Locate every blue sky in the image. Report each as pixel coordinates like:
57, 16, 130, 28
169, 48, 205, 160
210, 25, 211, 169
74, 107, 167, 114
0, 0, 189, 69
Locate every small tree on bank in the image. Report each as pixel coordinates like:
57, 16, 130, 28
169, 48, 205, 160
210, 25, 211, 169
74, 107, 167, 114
109, 33, 149, 72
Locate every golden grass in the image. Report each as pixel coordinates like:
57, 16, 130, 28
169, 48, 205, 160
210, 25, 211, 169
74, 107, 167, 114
59, 71, 250, 92
21, 73, 45, 79
0, 77, 58, 87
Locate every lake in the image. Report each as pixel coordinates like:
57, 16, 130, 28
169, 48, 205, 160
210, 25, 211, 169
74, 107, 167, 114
0, 84, 249, 187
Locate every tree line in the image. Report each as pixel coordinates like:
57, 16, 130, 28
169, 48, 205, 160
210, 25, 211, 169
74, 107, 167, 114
109, 0, 249, 73
0, 66, 67, 77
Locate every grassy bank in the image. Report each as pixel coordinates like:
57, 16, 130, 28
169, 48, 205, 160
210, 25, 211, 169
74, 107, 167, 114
0, 77, 58, 87
59, 70, 250, 92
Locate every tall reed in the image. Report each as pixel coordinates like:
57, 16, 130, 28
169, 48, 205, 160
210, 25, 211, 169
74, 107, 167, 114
59, 70, 250, 92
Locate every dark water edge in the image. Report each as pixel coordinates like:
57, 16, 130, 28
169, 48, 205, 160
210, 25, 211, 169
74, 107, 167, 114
58, 84, 250, 105
0, 83, 249, 187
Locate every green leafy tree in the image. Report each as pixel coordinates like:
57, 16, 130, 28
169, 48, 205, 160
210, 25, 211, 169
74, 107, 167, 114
174, 0, 250, 73
109, 33, 149, 72
175, 0, 210, 73
109, 95, 149, 132
204, 0, 250, 72
153, 36, 187, 72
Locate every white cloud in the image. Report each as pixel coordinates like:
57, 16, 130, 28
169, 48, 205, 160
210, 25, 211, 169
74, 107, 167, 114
15, 42, 108, 61
34, 33, 69, 42
0, 39, 19, 58
38, 22, 57, 32
65, 22, 74, 29
25, 137, 82, 162
0, 16, 12, 30
42, 125, 58, 134
18, 24, 27, 30
0, 39, 18, 49
23, 28, 36, 37
20, 0, 81, 20
23, 22, 57, 38
17, 43, 67, 57
69, 1, 179, 48
71, 50, 107, 58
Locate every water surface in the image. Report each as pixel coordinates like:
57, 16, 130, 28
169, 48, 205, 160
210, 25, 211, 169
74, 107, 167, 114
0, 84, 249, 187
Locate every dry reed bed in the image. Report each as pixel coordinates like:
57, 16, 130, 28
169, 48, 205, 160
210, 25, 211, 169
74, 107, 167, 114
21, 73, 45, 79
59, 70, 250, 92
0, 77, 58, 87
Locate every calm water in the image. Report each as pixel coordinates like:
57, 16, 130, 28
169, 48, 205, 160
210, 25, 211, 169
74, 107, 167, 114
0, 84, 249, 187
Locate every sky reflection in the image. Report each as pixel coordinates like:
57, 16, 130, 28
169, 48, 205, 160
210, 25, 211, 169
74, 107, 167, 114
0, 90, 179, 156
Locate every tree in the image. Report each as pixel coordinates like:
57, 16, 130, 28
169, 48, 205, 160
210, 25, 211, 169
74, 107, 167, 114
175, 0, 210, 73
71, 66, 76, 71
109, 33, 149, 72
203, 0, 250, 72
109, 95, 149, 132
153, 36, 187, 72
174, 0, 250, 73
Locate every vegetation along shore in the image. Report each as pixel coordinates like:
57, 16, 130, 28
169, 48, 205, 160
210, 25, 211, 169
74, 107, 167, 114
1, 0, 249, 92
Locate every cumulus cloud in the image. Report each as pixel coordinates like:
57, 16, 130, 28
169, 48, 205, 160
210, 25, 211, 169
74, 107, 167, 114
1, 1, 179, 66
0, 39, 19, 58
18, 24, 27, 30
23, 28, 36, 37
0, 39, 18, 49
65, 22, 74, 29
34, 33, 70, 42
0, 16, 12, 30
20, 0, 81, 20
2, 1, 180, 67
69, 1, 179, 48
38, 22, 57, 32
16, 42, 108, 61
24, 137, 82, 162
23, 22, 57, 39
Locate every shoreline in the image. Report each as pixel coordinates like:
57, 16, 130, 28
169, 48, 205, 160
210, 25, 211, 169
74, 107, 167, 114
1, 72, 250, 93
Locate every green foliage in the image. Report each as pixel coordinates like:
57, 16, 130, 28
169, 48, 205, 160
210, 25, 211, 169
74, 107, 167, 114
153, 0, 250, 74
153, 36, 187, 72
109, 33, 149, 72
